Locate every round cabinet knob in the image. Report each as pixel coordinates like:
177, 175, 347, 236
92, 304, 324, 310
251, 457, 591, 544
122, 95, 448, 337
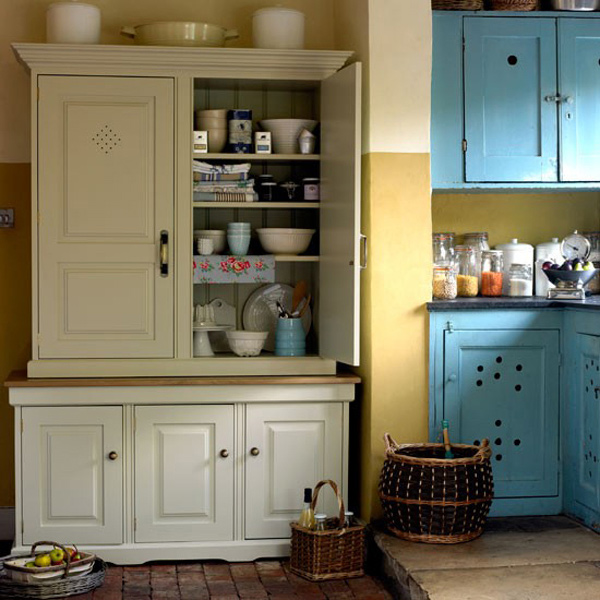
250, 447, 260, 456
448, 374, 457, 383
108, 451, 118, 461
219, 449, 229, 458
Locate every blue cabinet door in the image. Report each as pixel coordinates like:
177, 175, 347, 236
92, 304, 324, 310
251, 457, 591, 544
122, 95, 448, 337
444, 329, 560, 499
464, 18, 558, 182
558, 20, 600, 182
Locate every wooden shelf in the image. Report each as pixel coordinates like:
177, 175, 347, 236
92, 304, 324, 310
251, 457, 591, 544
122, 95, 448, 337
274, 255, 319, 262
193, 201, 320, 209
193, 152, 319, 161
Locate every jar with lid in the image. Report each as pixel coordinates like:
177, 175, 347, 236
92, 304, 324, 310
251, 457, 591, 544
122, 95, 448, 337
432, 265, 457, 300
463, 232, 490, 283
314, 513, 327, 532
508, 263, 532, 297
481, 250, 503, 297
495, 239, 534, 296
583, 232, 600, 294
455, 245, 479, 297
303, 178, 320, 201
432, 232, 455, 266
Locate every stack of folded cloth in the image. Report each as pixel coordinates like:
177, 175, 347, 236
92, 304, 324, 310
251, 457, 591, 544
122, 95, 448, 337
193, 161, 257, 202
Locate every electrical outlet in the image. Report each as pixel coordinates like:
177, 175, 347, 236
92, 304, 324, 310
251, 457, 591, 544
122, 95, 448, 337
0, 209, 14, 228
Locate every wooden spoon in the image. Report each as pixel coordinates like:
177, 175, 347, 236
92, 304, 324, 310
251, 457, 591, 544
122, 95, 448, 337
298, 293, 312, 318
292, 280, 307, 313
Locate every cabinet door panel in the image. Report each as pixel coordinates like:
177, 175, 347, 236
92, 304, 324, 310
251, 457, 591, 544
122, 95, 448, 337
559, 20, 600, 181
135, 405, 234, 542
320, 63, 361, 366
38, 76, 174, 358
464, 18, 558, 182
245, 403, 343, 539
444, 329, 559, 498
21, 406, 123, 545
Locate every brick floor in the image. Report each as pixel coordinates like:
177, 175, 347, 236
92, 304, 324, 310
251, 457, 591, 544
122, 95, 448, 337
74, 560, 393, 599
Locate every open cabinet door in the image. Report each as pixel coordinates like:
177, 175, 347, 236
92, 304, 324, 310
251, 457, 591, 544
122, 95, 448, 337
319, 62, 362, 366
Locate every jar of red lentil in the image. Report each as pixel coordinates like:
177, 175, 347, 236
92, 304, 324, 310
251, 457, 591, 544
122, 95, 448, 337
481, 250, 503, 297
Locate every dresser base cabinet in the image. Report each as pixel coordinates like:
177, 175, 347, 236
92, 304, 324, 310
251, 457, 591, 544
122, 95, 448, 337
8, 378, 354, 564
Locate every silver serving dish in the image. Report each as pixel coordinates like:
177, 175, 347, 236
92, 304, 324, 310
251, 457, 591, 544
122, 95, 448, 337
551, 0, 600, 10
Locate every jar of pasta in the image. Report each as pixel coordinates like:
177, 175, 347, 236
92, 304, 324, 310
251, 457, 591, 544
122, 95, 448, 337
455, 245, 479, 297
481, 250, 503, 297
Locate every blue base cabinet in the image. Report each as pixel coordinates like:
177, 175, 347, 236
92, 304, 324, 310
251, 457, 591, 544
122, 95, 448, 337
430, 310, 562, 516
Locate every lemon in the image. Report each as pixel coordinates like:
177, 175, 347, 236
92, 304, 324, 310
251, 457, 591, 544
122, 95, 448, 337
34, 553, 51, 567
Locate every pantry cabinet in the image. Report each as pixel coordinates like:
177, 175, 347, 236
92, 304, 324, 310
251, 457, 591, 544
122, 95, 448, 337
13, 44, 363, 378
8, 375, 355, 564
432, 12, 600, 189
429, 309, 562, 516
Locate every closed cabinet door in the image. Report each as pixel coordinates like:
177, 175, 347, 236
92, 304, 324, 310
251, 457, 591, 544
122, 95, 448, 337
37, 76, 174, 359
558, 20, 600, 181
464, 18, 558, 182
245, 403, 343, 539
134, 405, 234, 542
444, 329, 560, 499
21, 406, 123, 545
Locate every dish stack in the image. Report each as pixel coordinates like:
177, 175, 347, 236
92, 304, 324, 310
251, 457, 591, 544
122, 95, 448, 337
195, 109, 228, 152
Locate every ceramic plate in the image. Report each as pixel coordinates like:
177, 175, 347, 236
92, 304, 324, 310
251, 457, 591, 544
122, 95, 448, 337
242, 283, 311, 352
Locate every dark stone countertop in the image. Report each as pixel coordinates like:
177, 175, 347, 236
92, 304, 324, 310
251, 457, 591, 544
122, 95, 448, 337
427, 296, 600, 312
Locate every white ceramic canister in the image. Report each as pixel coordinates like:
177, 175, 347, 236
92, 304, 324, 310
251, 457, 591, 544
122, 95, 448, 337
535, 238, 561, 297
252, 7, 305, 50
47, 1, 101, 44
495, 239, 534, 296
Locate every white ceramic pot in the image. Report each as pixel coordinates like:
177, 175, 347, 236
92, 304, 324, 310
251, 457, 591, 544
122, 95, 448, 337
495, 238, 534, 296
252, 7, 305, 49
47, 1, 101, 44
121, 22, 239, 47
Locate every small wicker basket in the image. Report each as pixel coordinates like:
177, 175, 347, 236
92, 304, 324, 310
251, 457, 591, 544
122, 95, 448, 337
290, 479, 365, 581
379, 434, 493, 544
432, 0, 484, 9
489, 0, 539, 9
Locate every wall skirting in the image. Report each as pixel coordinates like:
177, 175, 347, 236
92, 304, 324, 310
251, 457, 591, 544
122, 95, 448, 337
0, 507, 15, 541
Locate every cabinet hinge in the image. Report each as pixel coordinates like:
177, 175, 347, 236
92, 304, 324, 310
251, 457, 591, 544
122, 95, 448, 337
462, 139, 468, 153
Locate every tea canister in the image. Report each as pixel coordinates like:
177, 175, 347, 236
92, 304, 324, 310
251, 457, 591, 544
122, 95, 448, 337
303, 178, 320, 201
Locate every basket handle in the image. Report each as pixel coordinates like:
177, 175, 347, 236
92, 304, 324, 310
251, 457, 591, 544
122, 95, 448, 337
383, 433, 399, 452
474, 438, 492, 461
310, 479, 345, 525
30, 541, 72, 578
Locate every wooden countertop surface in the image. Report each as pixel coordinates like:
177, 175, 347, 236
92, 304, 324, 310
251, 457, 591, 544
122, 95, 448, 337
5, 370, 361, 388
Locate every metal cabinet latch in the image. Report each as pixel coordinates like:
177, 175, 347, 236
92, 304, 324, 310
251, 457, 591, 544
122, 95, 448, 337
446, 321, 454, 333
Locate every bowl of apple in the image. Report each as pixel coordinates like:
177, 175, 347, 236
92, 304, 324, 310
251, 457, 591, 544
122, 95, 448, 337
541, 259, 596, 288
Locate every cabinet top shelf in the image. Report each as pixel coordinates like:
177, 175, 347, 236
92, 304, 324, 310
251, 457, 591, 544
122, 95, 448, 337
193, 153, 319, 162
193, 201, 320, 209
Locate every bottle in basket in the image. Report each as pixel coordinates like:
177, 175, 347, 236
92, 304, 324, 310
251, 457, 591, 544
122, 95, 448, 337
314, 514, 327, 531
298, 487, 315, 529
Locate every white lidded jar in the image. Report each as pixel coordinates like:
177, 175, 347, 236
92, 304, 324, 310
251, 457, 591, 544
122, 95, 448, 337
495, 239, 534, 296
47, 1, 101, 44
252, 7, 305, 49
535, 238, 561, 297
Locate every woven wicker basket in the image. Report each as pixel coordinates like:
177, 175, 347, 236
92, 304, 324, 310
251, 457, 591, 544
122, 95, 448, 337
489, 0, 539, 9
290, 479, 365, 581
432, 0, 484, 9
379, 434, 493, 544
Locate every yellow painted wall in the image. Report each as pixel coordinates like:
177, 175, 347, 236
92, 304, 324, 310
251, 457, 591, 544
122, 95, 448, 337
433, 193, 600, 247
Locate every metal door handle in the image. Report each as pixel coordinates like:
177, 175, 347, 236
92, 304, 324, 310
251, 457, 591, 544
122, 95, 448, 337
545, 94, 562, 103
159, 230, 169, 277
360, 234, 368, 270
219, 449, 229, 458
108, 451, 118, 460
448, 374, 457, 383
250, 447, 260, 456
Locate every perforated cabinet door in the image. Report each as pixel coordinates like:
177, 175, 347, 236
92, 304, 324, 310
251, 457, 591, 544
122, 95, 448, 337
444, 329, 560, 499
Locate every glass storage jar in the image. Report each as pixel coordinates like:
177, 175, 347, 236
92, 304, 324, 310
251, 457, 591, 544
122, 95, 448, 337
433, 232, 455, 265
463, 232, 490, 284
481, 250, 503, 297
432, 265, 457, 300
455, 245, 479, 297
508, 263, 532, 297
583, 231, 600, 294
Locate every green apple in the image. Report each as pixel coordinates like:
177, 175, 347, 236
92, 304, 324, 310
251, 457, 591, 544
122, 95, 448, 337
49, 548, 64, 565
584, 261, 595, 271
25, 561, 36, 568
574, 263, 583, 271
34, 553, 51, 567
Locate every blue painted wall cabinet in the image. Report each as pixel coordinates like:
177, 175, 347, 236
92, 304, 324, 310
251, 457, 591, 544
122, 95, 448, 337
432, 12, 600, 188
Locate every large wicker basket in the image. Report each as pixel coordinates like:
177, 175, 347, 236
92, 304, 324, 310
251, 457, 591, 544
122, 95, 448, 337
379, 434, 493, 544
488, 0, 539, 9
432, 0, 484, 9
290, 479, 365, 581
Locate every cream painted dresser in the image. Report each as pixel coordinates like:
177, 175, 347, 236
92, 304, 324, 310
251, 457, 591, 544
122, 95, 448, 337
8, 44, 363, 563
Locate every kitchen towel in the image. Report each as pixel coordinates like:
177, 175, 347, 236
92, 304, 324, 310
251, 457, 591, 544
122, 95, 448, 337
193, 255, 275, 284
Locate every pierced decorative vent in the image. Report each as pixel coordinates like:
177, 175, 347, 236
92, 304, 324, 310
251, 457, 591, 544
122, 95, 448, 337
92, 125, 121, 154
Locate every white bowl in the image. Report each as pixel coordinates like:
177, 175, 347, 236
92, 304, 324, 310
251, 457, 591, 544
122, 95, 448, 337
258, 119, 318, 154
194, 230, 226, 253
256, 228, 315, 255
226, 330, 268, 357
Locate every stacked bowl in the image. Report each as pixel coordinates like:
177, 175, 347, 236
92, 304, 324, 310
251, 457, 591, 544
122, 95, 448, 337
227, 222, 251, 255
258, 119, 318, 154
195, 109, 228, 152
